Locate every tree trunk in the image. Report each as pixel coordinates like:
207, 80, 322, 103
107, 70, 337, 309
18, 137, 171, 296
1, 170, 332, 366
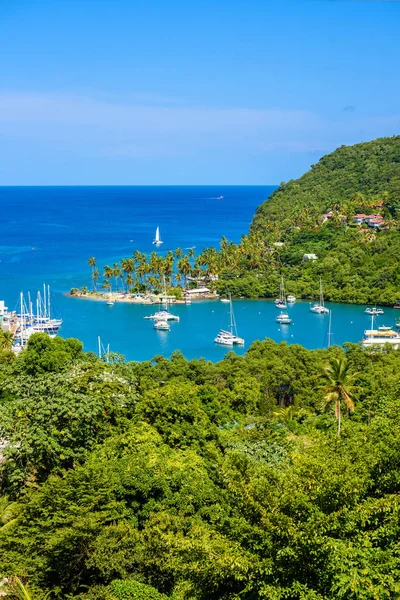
337, 400, 341, 437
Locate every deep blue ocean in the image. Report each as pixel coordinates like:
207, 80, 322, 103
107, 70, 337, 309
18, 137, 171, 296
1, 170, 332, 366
0, 186, 397, 361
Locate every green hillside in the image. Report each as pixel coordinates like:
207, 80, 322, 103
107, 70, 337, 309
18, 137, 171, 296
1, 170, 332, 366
251, 135, 400, 233
207, 136, 400, 304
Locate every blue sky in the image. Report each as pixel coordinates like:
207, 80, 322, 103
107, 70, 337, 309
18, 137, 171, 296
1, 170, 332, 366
0, 0, 399, 184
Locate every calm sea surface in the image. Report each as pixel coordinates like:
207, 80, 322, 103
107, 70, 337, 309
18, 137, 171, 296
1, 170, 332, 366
0, 186, 397, 361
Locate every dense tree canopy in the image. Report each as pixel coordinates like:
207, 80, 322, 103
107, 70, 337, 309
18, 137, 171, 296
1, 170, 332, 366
1, 333, 400, 598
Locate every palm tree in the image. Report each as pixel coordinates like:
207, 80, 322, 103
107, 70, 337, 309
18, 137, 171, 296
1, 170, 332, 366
0, 330, 14, 351
177, 255, 192, 289
125, 273, 135, 292
88, 256, 97, 292
103, 265, 113, 280
164, 251, 175, 287
120, 258, 135, 294
7, 577, 40, 600
321, 357, 359, 437
92, 268, 99, 293
112, 263, 122, 292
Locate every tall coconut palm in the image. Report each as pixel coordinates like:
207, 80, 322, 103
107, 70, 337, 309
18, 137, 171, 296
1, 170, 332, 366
103, 265, 113, 280
321, 357, 359, 437
92, 268, 99, 293
88, 256, 97, 292
125, 273, 135, 292
102, 279, 111, 293
177, 255, 192, 289
163, 251, 175, 287
121, 258, 135, 293
112, 263, 122, 292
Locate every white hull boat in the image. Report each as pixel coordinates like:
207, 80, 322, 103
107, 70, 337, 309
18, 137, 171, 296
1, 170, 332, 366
365, 307, 384, 315
145, 310, 179, 321
311, 279, 329, 314
153, 226, 163, 246
214, 294, 244, 346
153, 319, 170, 331
276, 312, 292, 324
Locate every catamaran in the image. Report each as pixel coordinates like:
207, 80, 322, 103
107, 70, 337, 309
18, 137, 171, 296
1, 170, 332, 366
276, 311, 292, 324
153, 226, 163, 246
275, 277, 287, 309
144, 310, 179, 321
310, 279, 329, 314
214, 294, 244, 346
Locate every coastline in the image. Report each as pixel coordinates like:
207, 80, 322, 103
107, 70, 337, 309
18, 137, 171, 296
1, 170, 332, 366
65, 291, 218, 305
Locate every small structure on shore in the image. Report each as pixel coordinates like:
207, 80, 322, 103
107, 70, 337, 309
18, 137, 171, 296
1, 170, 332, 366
185, 287, 211, 299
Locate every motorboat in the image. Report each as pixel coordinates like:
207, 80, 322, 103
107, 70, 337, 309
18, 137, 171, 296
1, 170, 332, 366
153, 319, 170, 331
310, 278, 329, 314
362, 317, 400, 349
365, 307, 384, 315
220, 298, 230, 303
214, 294, 244, 346
276, 312, 292, 324
287, 294, 296, 303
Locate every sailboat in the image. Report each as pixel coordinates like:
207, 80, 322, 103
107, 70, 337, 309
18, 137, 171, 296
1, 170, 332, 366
310, 278, 329, 314
152, 226, 163, 246
214, 294, 244, 346
275, 277, 287, 309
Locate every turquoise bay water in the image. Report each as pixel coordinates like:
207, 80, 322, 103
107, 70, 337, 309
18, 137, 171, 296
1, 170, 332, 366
0, 186, 396, 361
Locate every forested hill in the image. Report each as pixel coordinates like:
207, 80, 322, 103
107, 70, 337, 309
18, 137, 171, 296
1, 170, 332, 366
205, 136, 400, 304
251, 136, 400, 235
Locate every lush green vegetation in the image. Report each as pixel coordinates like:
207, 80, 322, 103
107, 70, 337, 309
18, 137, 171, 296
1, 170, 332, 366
210, 136, 400, 304
1, 333, 400, 598
80, 137, 400, 306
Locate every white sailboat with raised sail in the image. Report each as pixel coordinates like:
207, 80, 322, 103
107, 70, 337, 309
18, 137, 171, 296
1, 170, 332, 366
214, 294, 244, 346
275, 276, 287, 309
310, 278, 329, 314
152, 226, 163, 246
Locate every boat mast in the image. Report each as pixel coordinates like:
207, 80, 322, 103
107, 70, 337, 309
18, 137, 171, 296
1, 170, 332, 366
98, 336, 102, 359
48, 285, 51, 319
328, 309, 332, 347
20, 292, 24, 347
43, 284, 47, 319
229, 293, 234, 335
28, 292, 33, 322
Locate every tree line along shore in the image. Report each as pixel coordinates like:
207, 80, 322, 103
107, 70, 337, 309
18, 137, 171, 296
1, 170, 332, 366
72, 137, 400, 307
